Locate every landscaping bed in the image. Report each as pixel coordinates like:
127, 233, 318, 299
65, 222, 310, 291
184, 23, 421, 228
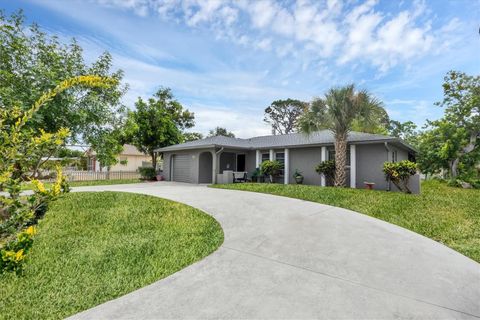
212, 180, 480, 263
0, 192, 223, 319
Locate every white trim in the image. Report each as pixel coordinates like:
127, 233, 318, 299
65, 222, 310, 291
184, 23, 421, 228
255, 150, 261, 168
284, 148, 290, 184
320, 146, 327, 187
350, 144, 356, 188
269, 149, 274, 161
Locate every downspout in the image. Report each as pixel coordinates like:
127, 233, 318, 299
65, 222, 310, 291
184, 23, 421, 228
214, 147, 224, 183
384, 142, 391, 191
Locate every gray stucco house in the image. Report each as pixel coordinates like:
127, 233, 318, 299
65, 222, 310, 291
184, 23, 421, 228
156, 130, 420, 193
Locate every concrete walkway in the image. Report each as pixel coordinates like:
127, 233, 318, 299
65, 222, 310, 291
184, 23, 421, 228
70, 182, 480, 319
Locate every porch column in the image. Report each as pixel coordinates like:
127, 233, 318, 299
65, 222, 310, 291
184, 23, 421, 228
284, 148, 290, 184
350, 144, 356, 188
269, 149, 274, 161
320, 146, 327, 187
212, 151, 217, 184
255, 150, 261, 168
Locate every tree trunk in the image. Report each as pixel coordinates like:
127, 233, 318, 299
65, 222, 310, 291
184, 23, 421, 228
151, 152, 157, 171
334, 133, 348, 187
450, 158, 460, 178
450, 131, 477, 178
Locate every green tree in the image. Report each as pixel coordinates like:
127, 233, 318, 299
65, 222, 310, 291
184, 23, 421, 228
182, 132, 204, 142
434, 71, 480, 178
264, 99, 308, 135
0, 10, 127, 160
415, 128, 447, 177
299, 84, 386, 187
89, 128, 125, 170
125, 88, 194, 170
388, 120, 418, 145
207, 127, 235, 138
1, 76, 115, 272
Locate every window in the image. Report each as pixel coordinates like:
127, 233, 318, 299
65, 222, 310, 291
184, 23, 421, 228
275, 152, 285, 164
327, 147, 351, 166
275, 152, 285, 175
392, 151, 398, 163
261, 153, 270, 162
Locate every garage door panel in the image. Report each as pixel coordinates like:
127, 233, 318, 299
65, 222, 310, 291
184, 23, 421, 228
172, 154, 192, 183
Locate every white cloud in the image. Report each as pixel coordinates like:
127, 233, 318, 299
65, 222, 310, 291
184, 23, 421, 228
186, 105, 271, 138
87, 0, 458, 73
94, 0, 150, 16
30, 0, 476, 133
249, 0, 277, 29
339, 0, 434, 71
256, 38, 272, 51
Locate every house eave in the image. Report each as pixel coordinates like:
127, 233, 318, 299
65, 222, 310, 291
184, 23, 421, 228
155, 138, 416, 153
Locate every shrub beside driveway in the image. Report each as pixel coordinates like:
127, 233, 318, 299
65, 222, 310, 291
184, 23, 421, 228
212, 180, 480, 263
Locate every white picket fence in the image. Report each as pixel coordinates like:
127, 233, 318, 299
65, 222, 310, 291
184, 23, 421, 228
41, 170, 141, 182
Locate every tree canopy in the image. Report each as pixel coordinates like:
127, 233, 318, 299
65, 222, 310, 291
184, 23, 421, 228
182, 132, 204, 142
0, 10, 127, 165
207, 127, 235, 138
412, 71, 479, 179
124, 88, 194, 170
264, 99, 308, 135
388, 120, 418, 145
299, 84, 386, 187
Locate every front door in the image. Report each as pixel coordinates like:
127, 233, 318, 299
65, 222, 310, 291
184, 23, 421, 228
237, 154, 246, 171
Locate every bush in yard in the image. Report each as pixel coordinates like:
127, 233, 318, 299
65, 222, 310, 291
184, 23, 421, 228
251, 167, 262, 182
0, 75, 116, 274
315, 160, 336, 186
260, 160, 283, 183
383, 160, 417, 193
138, 167, 156, 180
0, 226, 36, 274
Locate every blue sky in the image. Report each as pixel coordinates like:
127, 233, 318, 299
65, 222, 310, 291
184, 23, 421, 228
2, 0, 479, 137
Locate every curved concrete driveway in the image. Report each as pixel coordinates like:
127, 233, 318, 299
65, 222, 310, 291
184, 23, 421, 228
70, 182, 480, 319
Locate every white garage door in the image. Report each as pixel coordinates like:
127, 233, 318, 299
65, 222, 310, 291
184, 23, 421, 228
172, 154, 192, 183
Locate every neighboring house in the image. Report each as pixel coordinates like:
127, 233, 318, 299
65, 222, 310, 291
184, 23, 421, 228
86, 144, 152, 172
156, 130, 420, 193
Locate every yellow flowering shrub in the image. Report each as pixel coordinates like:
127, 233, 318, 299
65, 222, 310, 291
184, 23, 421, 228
1, 75, 115, 274
1, 226, 36, 274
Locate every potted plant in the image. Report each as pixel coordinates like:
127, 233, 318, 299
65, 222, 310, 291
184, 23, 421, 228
260, 160, 283, 183
156, 170, 164, 181
293, 169, 304, 184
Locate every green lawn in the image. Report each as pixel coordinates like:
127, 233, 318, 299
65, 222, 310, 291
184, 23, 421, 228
21, 178, 144, 190
212, 180, 480, 263
0, 192, 223, 319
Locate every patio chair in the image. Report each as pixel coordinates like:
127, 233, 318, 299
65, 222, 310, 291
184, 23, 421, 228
233, 171, 248, 183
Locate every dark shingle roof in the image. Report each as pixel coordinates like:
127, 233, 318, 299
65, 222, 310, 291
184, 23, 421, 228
156, 130, 415, 152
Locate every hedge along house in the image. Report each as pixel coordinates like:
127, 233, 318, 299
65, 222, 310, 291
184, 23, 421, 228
156, 130, 420, 193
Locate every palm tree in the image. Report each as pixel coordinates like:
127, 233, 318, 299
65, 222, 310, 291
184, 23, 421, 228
299, 85, 387, 187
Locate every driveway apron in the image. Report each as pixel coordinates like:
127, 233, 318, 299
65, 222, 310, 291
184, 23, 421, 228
69, 182, 480, 319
